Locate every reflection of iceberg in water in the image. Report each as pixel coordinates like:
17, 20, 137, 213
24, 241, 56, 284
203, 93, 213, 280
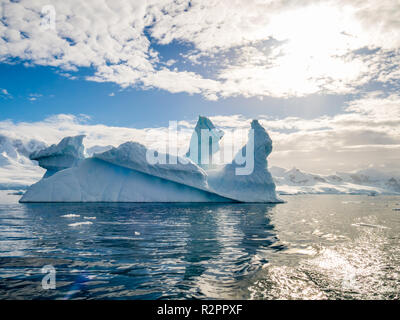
20, 117, 280, 203
177, 204, 280, 299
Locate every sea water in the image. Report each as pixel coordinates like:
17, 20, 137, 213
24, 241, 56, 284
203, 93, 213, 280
0, 194, 399, 299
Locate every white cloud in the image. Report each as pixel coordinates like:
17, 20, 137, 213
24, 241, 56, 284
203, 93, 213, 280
0, 0, 399, 99
258, 93, 400, 172
28, 93, 43, 101
0, 88, 12, 98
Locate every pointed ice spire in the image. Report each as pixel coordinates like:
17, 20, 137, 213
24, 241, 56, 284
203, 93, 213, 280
207, 119, 280, 203
237, 119, 272, 165
186, 116, 224, 167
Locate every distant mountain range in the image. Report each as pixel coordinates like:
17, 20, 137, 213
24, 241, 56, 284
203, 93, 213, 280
0, 134, 45, 190
270, 166, 400, 195
1, 134, 399, 195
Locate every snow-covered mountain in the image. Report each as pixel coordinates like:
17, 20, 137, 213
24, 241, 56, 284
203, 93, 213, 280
270, 166, 400, 195
0, 135, 45, 190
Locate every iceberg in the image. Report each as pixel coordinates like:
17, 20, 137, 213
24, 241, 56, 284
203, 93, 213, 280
4, 120, 399, 199
94, 141, 209, 191
20, 117, 280, 203
20, 158, 231, 202
186, 116, 224, 168
85, 145, 113, 157
208, 120, 280, 203
30, 135, 85, 178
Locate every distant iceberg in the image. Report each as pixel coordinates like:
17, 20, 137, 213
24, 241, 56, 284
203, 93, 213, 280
20, 117, 280, 203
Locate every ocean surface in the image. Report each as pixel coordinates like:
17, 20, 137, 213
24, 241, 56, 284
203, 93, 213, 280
0, 193, 399, 300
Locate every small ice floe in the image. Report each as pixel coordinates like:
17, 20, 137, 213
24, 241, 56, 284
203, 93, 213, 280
342, 201, 361, 204
321, 233, 340, 241
285, 246, 317, 256
312, 229, 323, 236
97, 221, 133, 225
68, 221, 93, 227
84, 216, 96, 220
61, 214, 80, 218
351, 222, 388, 229
103, 236, 136, 240
117, 264, 136, 270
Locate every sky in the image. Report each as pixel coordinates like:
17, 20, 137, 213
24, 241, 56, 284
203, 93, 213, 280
0, 0, 399, 174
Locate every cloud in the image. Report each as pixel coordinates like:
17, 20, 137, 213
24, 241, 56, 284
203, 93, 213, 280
257, 92, 400, 172
1, 92, 399, 174
0, 88, 12, 98
28, 93, 43, 101
0, 0, 399, 99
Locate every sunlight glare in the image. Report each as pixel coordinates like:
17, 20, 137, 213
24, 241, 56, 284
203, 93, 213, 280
234, 4, 368, 97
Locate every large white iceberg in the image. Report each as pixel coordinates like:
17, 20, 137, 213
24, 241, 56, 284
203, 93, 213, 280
3, 122, 399, 198
20, 117, 280, 203
20, 158, 230, 202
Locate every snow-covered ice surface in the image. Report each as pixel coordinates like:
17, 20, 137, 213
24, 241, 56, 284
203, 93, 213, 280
20, 117, 280, 203
20, 158, 230, 202
19, 117, 280, 202
85, 145, 113, 157
94, 141, 209, 191
0, 134, 45, 190
208, 120, 280, 203
186, 115, 224, 167
30, 135, 85, 161
30, 135, 85, 178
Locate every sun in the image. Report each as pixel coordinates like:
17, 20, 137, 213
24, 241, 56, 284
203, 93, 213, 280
230, 3, 368, 97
